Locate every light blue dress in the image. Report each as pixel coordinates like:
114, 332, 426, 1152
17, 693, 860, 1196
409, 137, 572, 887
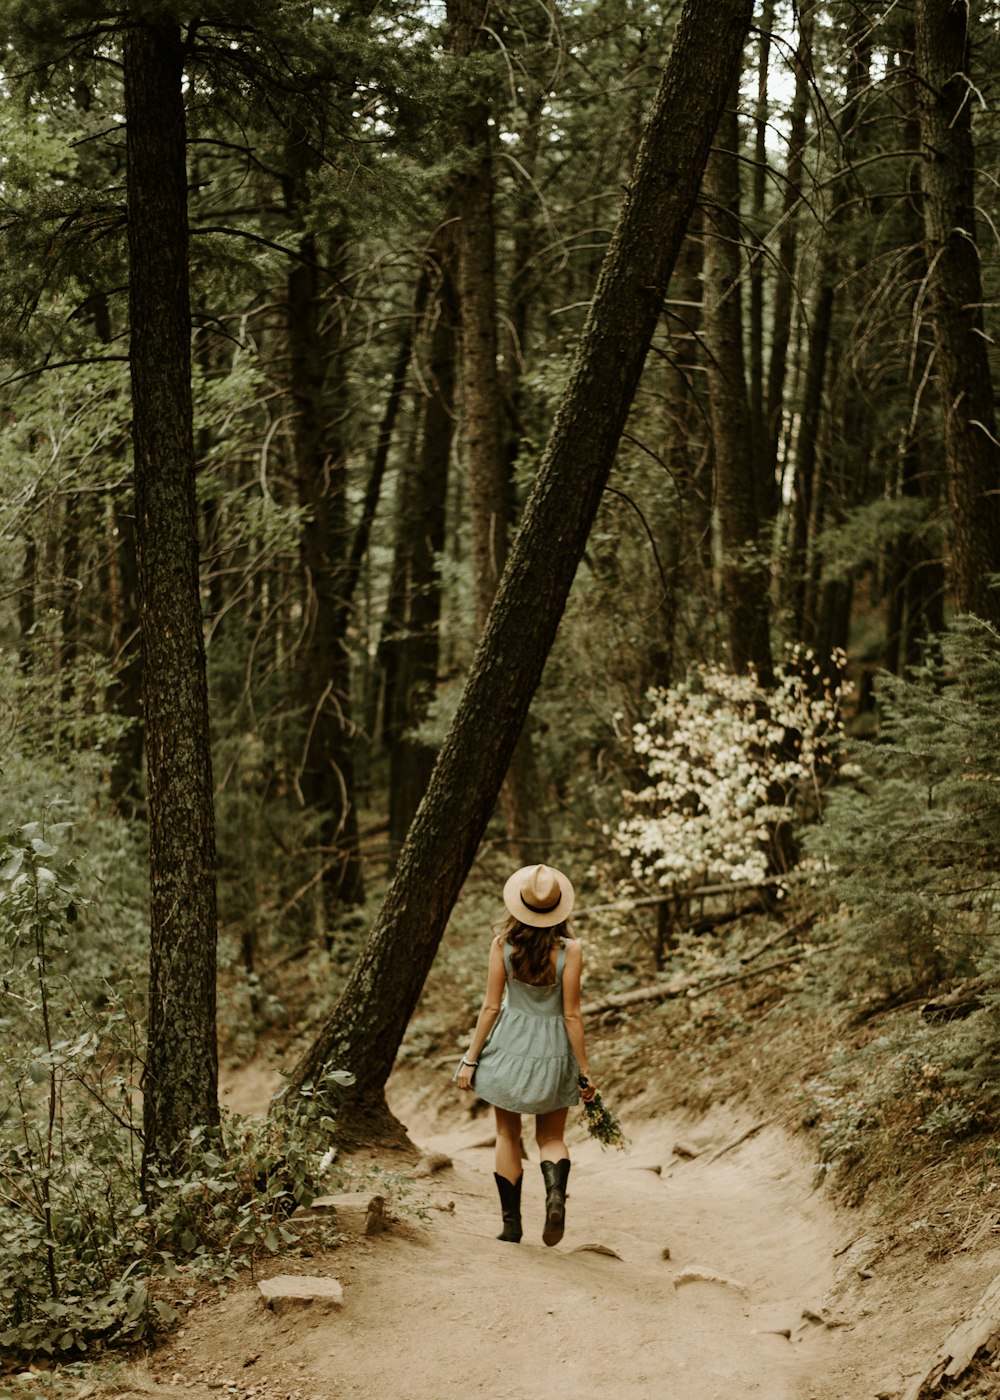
472, 940, 581, 1115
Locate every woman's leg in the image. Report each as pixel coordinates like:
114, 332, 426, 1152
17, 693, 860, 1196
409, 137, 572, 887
494, 1107, 523, 1182
536, 1107, 571, 1246
493, 1107, 524, 1242
535, 1107, 569, 1163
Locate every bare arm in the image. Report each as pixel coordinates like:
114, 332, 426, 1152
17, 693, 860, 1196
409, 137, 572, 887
456, 937, 506, 1091
561, 939, 596, 1100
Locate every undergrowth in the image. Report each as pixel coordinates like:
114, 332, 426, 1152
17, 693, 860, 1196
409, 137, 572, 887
0, 816, 350, 1361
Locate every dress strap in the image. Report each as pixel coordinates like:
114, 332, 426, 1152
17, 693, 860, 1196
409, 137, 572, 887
501, 941, 514, 976
555, 938, 567, 981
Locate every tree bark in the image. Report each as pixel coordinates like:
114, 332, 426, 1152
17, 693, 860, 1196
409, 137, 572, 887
916, 0, 1000, 625
748, 0, 775, 519
647, 217, 705, 690
106, 496, 145, 813
60, 493, 81, 705
283, 0, 754, 1135
883, 30, 946, 673
787, 281, 832, 642
286, 199, 364, 907
18, 537, 36, 674
764, 7, 813, 518
446, 0, 543, 864
448, 0, 508, 631
81, 289, 145, 813
786, 15, 869, 648
703, 91, 775, 685
384, 258, 456, 862
123, 17, 220, 1178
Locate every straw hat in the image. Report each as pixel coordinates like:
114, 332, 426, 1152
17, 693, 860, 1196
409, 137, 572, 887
503, 863, 575, 927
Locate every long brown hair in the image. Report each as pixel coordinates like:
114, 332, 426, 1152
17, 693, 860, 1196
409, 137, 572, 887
497, 915, 568, 985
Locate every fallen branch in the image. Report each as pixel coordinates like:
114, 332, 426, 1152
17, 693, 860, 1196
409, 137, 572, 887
739, 910, 816, 963
902, 1273, 1000, 1400
706, 1118, 774, 1163
689, 953, 805, 1000
581, 951, 806, 1017
574, 876, 792, 920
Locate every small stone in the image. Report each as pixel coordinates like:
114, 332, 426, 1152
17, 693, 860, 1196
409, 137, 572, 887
660, 1246, 672, 1261
571, 1243, 623, 1260
412, 1151, 452, 1177
673, 1266, 746, 1293
297, 1192, 388, 1235
258, 1275, 344, 1314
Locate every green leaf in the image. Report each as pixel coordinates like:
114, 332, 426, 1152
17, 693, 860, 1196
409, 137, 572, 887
125, 1281, 148, 1319
0, 849, 24, 880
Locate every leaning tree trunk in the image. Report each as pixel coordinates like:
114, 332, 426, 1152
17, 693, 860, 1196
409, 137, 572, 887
916, 0, 1000, 625
703, 91, 774, 685
123, 18, 220, 1180
283, 0, 754, 1139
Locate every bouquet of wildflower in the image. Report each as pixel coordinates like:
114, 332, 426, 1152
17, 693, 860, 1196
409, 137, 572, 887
578, 1075, 628, 1151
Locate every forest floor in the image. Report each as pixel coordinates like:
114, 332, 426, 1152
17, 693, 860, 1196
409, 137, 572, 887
51, 1051, 1000, 1400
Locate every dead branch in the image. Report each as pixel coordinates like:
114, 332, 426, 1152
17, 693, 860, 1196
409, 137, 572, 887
581, 951, 806, 1018
706, 1118, 775, 1163
902, 1273, 1000, 1400
739, 909, 817, 963
574, 875, 791, 920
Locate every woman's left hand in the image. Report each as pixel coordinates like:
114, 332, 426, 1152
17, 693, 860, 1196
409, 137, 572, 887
456, 1061, 476, 1092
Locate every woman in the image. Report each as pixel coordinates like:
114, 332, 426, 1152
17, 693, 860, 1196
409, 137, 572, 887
456, 862, 597, 1246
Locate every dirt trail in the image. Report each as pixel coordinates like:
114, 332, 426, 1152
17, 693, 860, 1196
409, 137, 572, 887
134, 1084, 867, 1400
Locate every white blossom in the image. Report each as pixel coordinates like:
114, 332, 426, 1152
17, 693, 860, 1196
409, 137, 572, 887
613, 655, 846, 892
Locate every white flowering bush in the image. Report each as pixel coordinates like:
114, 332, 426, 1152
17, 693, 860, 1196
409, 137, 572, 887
614, 652, 847, 892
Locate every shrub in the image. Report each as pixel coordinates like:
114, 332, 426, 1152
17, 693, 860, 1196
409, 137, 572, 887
613, 651, 847, 893
806, 618, 1000, 997
0, 819, 347, 1358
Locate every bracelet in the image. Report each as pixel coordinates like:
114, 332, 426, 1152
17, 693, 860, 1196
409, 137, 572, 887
461, 1057, 478, 1068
